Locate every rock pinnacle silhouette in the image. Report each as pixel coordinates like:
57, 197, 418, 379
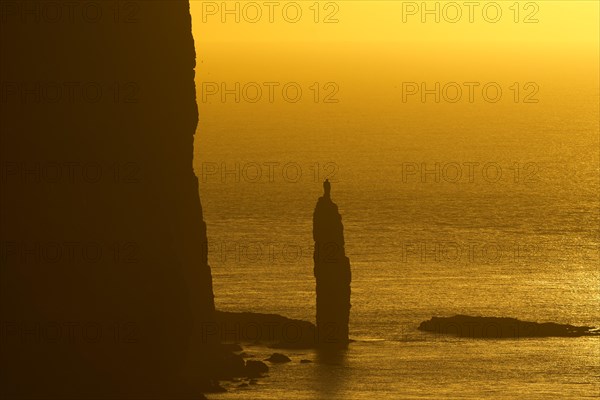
313, 179, 351, 346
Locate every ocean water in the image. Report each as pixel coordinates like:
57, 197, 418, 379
192, 5, 599, 394
193, 85, 599, 398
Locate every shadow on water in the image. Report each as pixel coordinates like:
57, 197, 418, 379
311, 347, 349, 399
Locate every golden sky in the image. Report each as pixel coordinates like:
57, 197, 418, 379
191, 1, 599, 44
190, 0, 599, 138
191, 1, 599, 89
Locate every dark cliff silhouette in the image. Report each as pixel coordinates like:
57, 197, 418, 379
313, 180, 351, 346
419, 315, 599, 338
1, 2, 217, 398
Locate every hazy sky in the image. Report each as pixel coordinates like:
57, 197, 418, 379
191, 1, 599, 44
191, 1, 599, 98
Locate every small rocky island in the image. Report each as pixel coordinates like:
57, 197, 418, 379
419, 315, 599, 338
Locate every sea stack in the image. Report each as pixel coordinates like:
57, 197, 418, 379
313, 180, 351, 346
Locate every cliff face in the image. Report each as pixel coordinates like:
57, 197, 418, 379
313, 181, 351, 346
1, 2, 215, 398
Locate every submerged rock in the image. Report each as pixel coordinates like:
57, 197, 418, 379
245, 360, 269, 378
418, 315, 599, 338
216, 353, 246, 378
265, 353, 292, 363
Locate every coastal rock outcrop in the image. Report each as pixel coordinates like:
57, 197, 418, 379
214, 311, 316, 348
313, 180, 352, 346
